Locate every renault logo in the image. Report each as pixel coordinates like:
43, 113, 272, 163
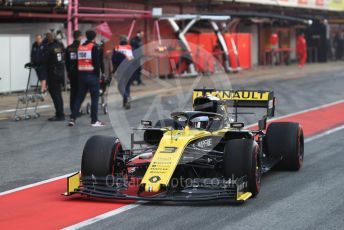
149, 176, 161, 183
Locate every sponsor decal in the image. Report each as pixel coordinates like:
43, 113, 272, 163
237, 181, 248, 191
148, 176, 161, 183
78, 50, 92, 59
70, 52, 77, 60
160, 147, 177, 153
57, 53, 62, 62
193, 90, 270, 101
194, 138, 212, 149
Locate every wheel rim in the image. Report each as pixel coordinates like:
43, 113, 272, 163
111, 142, 121, 175
298, 127, 304, 166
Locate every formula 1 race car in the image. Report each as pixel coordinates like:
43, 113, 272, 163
65, 89, 304, 203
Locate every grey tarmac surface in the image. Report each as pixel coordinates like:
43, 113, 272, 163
0, 66, 344, 229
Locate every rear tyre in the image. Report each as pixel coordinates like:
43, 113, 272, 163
266, 122, 304, 171
81, 135, 122, 177
223, 139, 261, 197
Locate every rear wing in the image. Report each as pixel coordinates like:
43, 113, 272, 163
193, 89, 275, 117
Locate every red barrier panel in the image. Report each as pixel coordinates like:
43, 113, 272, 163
224, 33, 252, 70
185, 33, 217, 73
234, 33, 252, 69
149, 32, 252, 77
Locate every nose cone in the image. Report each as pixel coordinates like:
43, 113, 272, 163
145, 183, 161, 193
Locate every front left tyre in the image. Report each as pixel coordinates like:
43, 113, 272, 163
81, 135, 122, 177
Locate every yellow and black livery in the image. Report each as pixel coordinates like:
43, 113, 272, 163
65, 89, 304, 203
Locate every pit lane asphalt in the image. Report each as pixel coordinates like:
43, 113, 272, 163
0, 67, 344, 229
0, 68, 343, 192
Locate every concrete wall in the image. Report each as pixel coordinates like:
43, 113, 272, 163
250, 25, 259, 66
290, 29, 297, 61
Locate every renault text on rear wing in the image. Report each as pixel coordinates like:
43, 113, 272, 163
193, 89, 275, 117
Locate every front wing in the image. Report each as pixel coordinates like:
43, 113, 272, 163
64, 172, 252, 203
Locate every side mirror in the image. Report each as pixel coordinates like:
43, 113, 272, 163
230, 122, 245, 129
258, 117, 267, 130
141, 120, 152, 127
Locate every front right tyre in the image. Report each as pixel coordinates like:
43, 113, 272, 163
223, 139, 261, 197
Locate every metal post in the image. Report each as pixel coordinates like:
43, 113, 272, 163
230, 35, 241, 71
67, 0, 72, 45
155, 20, 162, 45
168, 18, 198, 76
128, 19, 136, 40
74, 0, 78, 31
210, 21, 232, 73
78, 6, 151, 14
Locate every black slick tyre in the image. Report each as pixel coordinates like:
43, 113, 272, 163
81, 135, 122, 177
266, 122, 304, 171
223, 139, 261, 197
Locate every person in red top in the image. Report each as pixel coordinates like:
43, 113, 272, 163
297, 33, 307, 68
69, 30, 104, 127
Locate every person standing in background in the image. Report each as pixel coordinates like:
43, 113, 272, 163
31, 34, 47, 94
45, 32, 66, 121
112, 36, 134, 109
334, 32, 344, 61
69, 30, 104, 127
103, 49, 113, 82
65, 30, 82, 115
130, 30, 144, 86
297, 33, 307, 68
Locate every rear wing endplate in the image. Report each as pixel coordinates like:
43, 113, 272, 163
193, 89, 275, 117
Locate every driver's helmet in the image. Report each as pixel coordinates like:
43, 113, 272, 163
193, 96, 222, 114
191, 116, 209, 130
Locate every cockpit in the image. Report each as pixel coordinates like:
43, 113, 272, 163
171, 111, 224, 132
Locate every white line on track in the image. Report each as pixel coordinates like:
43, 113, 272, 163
1, 99, 344, 228
62, 203, 144, 230
305, 124, 344, 143
268, 99, 344, 122
0, 105, 51, 114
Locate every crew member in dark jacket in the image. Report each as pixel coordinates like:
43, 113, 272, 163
45, 32, 66, 121
69, 30, 104, 127
130, 30, 144, 85
65, 30, 82, 114
112, 36, 134, 109
31, 34, 47, 93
